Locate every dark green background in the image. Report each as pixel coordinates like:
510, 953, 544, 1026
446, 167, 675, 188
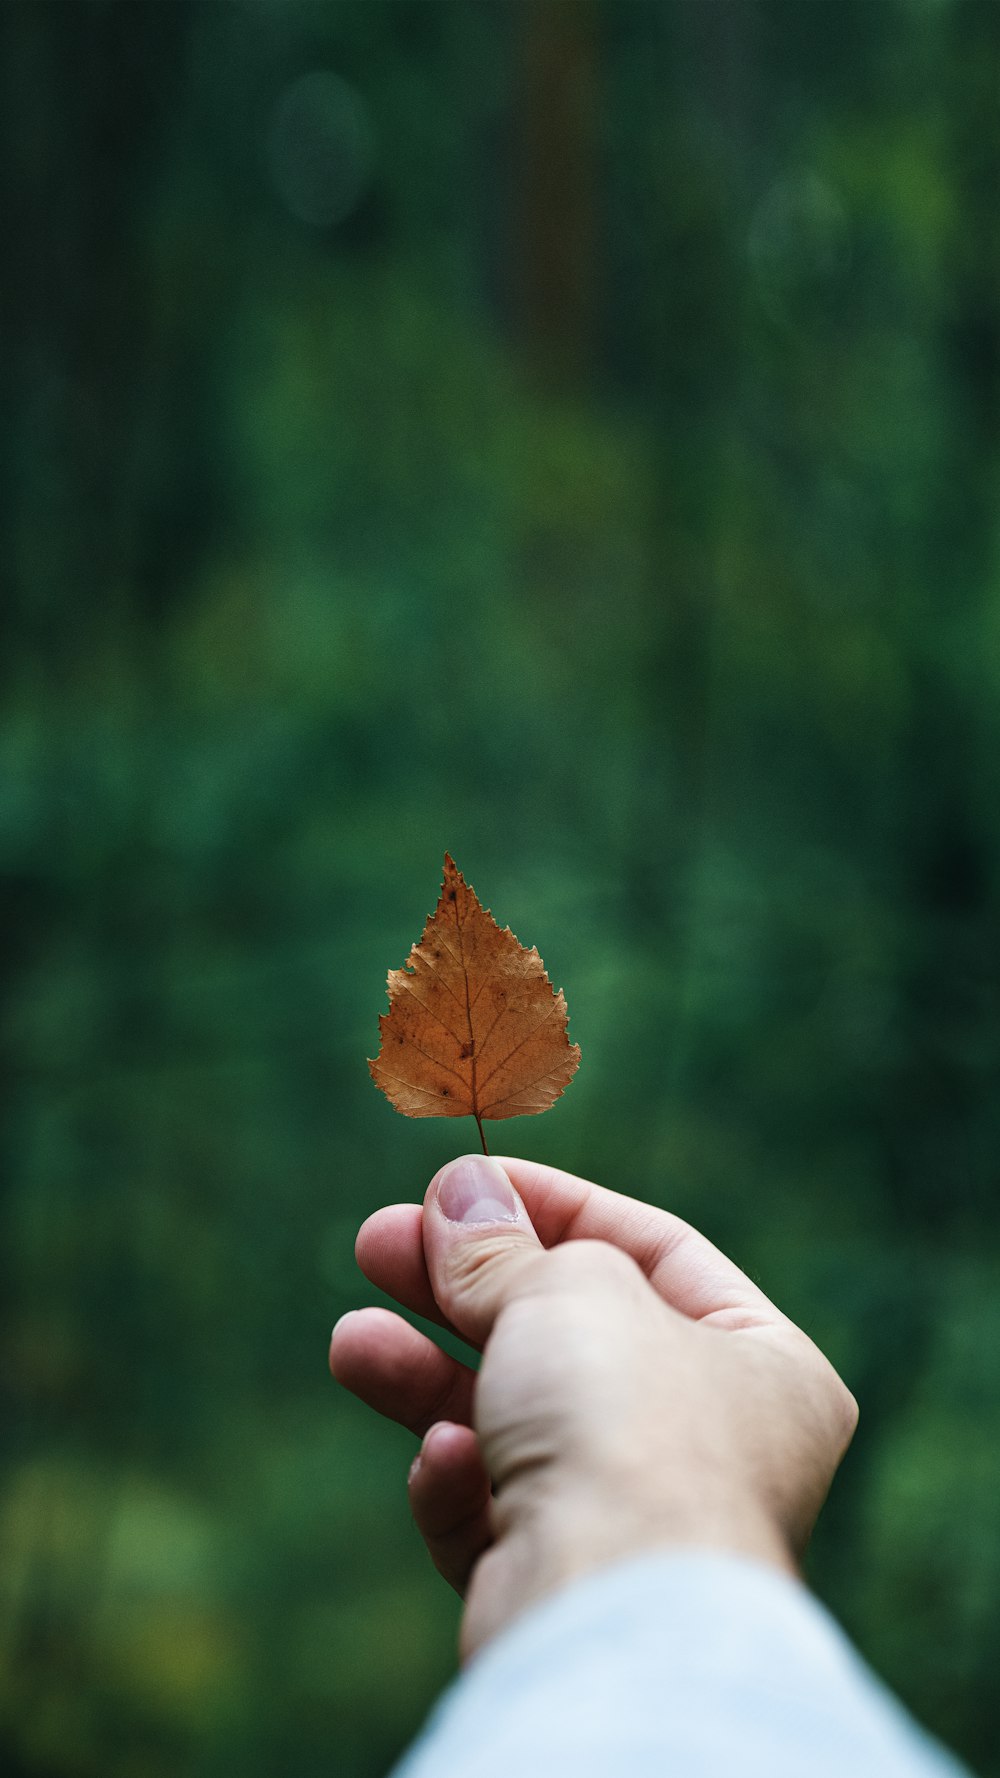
2, 2, 998, 1775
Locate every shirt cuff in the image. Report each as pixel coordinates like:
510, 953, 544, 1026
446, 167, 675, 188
391, 1549, 971, 1778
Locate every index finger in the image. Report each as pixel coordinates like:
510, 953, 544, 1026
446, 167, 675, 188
355, 1156, 783, 1344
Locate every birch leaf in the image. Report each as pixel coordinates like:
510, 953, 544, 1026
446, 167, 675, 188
369, 855, 580, 1149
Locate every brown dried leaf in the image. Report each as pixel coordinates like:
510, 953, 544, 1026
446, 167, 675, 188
369, 855, 580, 1143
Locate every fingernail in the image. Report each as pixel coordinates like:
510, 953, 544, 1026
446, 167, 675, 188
435, 1155, 519, 1225
410, 1424, 449, 1486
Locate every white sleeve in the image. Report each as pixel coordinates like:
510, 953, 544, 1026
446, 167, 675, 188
390, 1550, 971, 1778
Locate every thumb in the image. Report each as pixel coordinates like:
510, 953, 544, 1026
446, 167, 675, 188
423, 1154, 545, 1345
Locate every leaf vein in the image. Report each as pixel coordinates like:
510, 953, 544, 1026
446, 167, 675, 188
397, 1038, 469, 1089
476, 1002, 559, 1093
480, 1063, 569, 1114
396, 978, 464, 1042
415, 951, 466, 1010
472, 999, 512, 1055
377, 1073, 456, 1102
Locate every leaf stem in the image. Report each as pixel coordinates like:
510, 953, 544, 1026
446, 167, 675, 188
474, 1113, 489, 1156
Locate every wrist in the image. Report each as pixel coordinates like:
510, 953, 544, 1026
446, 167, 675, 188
498, 1470, 799, 1600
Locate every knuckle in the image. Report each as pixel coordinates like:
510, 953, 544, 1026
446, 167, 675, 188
834, 1377, 860, 1448
547, 1238, 642, 1293
808, 1349, 860, 1454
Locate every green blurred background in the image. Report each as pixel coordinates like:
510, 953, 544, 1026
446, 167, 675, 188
2, 1, 998, 1773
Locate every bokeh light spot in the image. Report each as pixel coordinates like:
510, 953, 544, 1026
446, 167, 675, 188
266, 70, 375, 230
748, 172, 851, 324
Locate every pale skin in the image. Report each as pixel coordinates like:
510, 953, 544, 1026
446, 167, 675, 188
330, 1153, 859, 1662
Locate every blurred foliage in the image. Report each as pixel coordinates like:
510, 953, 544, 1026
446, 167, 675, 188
1, 1, 998, 1774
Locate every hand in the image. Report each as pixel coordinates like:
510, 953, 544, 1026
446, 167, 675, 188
330, 1154, 858, 1660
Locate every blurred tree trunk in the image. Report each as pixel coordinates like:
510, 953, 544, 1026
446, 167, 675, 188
880, 0, 1000, 1236
514, 0, 598, 387
633, 0, 758, 939
0, 0, 202, 683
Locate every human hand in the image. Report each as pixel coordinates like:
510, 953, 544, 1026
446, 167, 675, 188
330, 1154, 858, 1660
